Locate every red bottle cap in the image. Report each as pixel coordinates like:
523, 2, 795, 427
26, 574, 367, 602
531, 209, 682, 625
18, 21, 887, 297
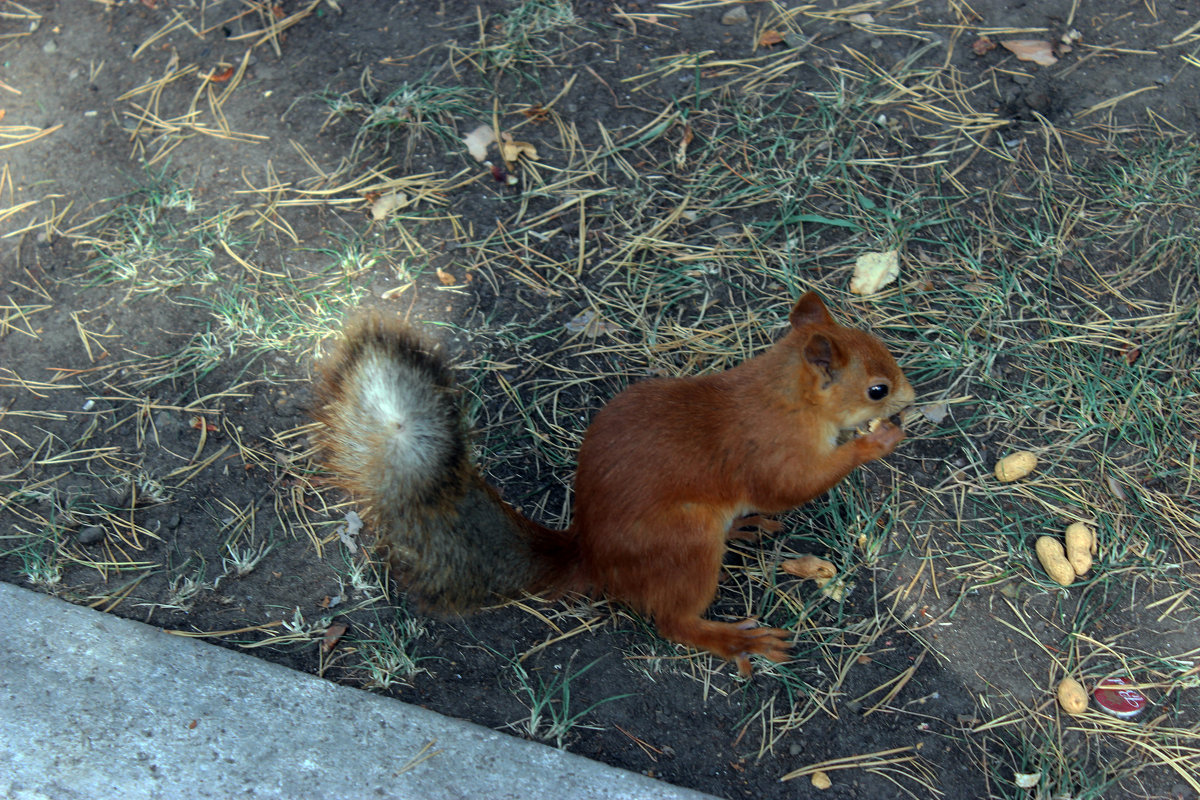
1093, 676, 1148, 719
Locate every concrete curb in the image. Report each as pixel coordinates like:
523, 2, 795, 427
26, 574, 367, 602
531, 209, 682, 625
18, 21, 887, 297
0, 582, 720, 800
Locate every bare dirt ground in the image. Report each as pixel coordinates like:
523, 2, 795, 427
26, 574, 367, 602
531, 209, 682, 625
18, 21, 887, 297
2, 1, 1199, 798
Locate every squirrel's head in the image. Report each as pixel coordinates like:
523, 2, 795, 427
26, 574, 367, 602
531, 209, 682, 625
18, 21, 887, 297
788, 292, 915, 431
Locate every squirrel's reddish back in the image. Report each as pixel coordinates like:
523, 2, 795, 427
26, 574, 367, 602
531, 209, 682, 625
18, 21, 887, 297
313, 292, 913, 674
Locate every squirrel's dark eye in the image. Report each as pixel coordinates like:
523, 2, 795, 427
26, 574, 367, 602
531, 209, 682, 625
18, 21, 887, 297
868, 384, 889, 401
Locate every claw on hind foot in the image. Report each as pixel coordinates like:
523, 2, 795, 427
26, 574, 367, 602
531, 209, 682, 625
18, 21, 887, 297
731, 618, 791, 676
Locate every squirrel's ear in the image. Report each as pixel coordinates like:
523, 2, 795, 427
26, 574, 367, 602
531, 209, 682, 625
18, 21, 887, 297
790, 292, 835, 329
803, 332, 845, 387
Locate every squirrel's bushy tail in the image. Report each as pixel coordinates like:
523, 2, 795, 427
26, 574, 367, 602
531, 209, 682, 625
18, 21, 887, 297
313, 315, 575, 613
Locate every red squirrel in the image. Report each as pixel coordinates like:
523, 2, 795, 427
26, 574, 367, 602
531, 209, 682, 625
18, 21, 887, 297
313, 292, 914, 674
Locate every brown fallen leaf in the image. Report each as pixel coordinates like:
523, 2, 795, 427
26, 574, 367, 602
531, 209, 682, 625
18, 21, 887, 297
1000, 39, 1058, 67
783, 555, 847, 600
758, 29, 785, 48
1106, 475, 1127, 501
321, 622, 348, 654
521, 104, 550, 123
781, 555, 836, 582
972, 36, 996, 56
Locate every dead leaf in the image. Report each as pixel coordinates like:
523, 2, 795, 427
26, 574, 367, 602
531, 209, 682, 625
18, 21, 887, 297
565, 309, 621, 339
436, 267, 457, 286
338, 511, 362, 552
321, 622, 348, 654
1000, 39, 1058, 67
849, 250, 900, 295
758, 29, 784, 48
972, 36, 996, 56
781, 555, 836, 583
1106, 475, 1127, 501
499, 132, 539, 163
783, 557, 848, 601
1014, 773, 1041, 789
848, 13, 874, 24
370, 191, 406, 221
521, 104, 549, 122
675, 124, 693, 167
920, 403, 950, 425
462, 124, 496, 162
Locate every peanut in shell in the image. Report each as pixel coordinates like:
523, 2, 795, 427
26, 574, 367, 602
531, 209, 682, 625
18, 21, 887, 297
995, 451, 1037, 482
1057, 677, 1089, 716
1035, 535, 1075, 586
1064, 522, 1095, 576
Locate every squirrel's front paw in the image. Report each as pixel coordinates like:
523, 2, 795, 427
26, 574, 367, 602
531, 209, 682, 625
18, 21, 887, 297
855, 419, 904, 460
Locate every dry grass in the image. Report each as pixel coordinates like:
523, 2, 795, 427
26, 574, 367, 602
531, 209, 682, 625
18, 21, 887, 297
1, 0, 1197, 795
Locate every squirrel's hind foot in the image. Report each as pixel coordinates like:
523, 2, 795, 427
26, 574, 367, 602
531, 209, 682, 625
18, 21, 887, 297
658, 615, 790, 677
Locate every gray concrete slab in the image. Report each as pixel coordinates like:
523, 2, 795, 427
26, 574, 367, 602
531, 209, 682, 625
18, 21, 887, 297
0, 583, 719, 800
